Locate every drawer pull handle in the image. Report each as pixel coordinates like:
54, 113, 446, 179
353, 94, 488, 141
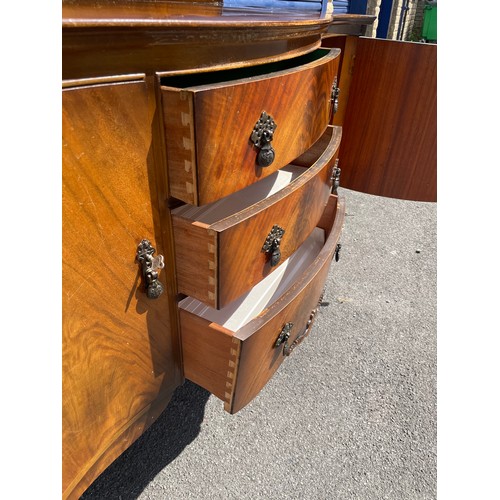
331, 76, 340, 117
262, 225, 285, 267
275, 322, 293, 348
334, 243, 342, 262
136, 239, 165, 299
283, 309, 318, 357
330, 158, 341, 195
276, 293, 325, 356
250, 111, 277, 167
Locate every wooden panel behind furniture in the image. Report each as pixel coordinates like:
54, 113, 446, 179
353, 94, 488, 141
339, 38, 437, 202
62, 80, 181, 499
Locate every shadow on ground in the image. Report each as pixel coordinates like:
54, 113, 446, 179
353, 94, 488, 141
81, 381, 210, 499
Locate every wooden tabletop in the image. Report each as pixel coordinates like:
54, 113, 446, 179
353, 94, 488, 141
62, 1, 375, 81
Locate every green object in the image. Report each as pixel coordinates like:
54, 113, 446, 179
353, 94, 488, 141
422, 3, 437, 42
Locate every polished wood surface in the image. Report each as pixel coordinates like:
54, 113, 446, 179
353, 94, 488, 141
62, 2, 335, 81
62, 80, 181, 499
339, 38, 437, 202
321, 34, 359, 127
181, 314, 237, 401
180, 194, 345, 414
230, 194, 344, 413
173, 126, 341, 308
162, 48, 340, 205
61, 4, 380, 494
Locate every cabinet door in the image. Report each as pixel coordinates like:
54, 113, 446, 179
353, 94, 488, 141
62, 80, 181, 499
332, 37, 436, 202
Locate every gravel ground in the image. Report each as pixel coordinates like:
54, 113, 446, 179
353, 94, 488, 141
82, 187, 437, 500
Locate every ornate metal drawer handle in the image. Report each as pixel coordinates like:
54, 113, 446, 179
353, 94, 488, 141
330, 158, 341, 195
136, 239, 165, 299
262, 225, 285, 267
275, 292, 325, 356
275, 322, 293, 348
250, 111, 277, 167
283, 308, 318, 357
331, 76, 340, 117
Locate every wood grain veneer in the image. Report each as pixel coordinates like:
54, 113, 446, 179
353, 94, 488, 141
62, 5, 334, 81
339, 37, 437, 202
172, 125, 341, 309
162, 48, 340, 205
62, 79, 181, 499
180, 194, 345, 414
61, 6, 381, 495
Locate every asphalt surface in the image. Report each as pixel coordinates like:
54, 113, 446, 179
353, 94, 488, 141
82, 187, 437, 500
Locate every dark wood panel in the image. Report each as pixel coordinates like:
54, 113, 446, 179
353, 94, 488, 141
62, 3, 332, 81
339, 38, 436, 202
62, 80, 181, 499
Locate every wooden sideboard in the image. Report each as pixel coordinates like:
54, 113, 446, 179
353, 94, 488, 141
62, 3, 436, 498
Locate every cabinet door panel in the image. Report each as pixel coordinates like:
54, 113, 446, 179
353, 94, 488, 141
339, 37, 436, 202
62, 80, 181, 499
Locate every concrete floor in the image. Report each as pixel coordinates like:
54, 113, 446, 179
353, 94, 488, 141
82, 187, 437, 500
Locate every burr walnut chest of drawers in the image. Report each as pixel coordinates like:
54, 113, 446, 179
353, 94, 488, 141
62, 3, 436, 498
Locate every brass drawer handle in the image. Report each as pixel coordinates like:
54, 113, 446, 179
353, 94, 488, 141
274, 308, 318, 356
251, 111, 277, 167
331, 76, 340, 117
275, 292, 325, 356
275, 322, 293, 348
273, 312, 315, 357
262, 225, 285, 267
283, 308, 318, 357
330, 158, 341, 195
136, 239, 165, 299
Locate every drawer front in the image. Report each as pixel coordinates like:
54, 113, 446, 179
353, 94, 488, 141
162, 48, 340, 205
173, 126, 341, 309
180, 194, 345, 414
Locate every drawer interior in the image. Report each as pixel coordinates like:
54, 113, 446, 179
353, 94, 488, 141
171, 125, 336, 223
160, 48, 330, 89
180, 194, 343, 413
171, 165, 305, 223
179, 226, 325, 331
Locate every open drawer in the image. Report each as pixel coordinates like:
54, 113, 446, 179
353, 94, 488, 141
172, 125, 341, 309
161, 48, 340, 205
179, 193, 345, 414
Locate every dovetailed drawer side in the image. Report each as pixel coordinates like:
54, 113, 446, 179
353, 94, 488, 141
161, 48, 340, 205
180, 194, 345, 414
172, 125, 342, 309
